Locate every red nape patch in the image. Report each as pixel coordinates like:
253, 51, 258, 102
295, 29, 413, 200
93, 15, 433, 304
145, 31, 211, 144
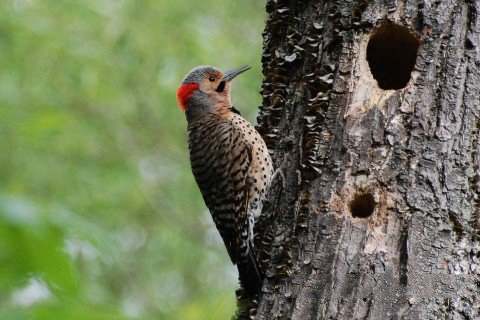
176, 82, 199, 111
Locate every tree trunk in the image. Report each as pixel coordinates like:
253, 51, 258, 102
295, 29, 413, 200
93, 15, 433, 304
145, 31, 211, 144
247, 0, 480, 319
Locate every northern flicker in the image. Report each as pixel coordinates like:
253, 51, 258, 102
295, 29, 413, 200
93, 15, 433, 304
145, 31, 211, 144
177, 65, 273, 295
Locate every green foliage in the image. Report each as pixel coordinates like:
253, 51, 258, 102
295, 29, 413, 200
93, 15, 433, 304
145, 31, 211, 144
0, 0, 265, 318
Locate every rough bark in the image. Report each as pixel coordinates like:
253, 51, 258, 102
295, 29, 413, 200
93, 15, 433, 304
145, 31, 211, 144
246, 0, 480, 319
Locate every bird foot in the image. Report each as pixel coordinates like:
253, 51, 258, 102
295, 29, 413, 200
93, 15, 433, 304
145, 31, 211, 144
269, 156, 288, 191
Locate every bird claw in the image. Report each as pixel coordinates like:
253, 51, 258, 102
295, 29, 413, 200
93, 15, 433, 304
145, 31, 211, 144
269, 156, 288, 191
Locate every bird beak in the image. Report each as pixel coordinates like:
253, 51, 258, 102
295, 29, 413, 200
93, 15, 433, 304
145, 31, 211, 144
222, 65, 251, 82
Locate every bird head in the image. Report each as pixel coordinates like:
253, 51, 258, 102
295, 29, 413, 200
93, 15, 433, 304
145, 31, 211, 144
176, 65, 250, 120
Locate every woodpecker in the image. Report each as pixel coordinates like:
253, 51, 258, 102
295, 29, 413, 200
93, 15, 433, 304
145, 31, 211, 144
177, 65, 273, 295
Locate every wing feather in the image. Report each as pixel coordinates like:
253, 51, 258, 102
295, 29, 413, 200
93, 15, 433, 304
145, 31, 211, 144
188, 116, 251, 264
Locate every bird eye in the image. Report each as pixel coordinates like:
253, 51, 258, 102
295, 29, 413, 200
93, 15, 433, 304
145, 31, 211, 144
208, 76, 215, 82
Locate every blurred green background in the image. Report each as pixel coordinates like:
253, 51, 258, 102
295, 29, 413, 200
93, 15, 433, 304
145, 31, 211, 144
0, 0, 265, 319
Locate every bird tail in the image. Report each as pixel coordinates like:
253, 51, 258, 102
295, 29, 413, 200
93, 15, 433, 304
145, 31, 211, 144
237, 246, 263, 297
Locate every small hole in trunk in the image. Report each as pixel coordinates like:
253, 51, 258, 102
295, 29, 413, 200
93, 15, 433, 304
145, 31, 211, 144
366, 21, 420, 90
350, 193, 375, 218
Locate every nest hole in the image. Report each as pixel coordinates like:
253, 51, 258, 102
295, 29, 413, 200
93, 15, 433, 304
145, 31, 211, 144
350, 193, 375, 218
366, 21, 420, 90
